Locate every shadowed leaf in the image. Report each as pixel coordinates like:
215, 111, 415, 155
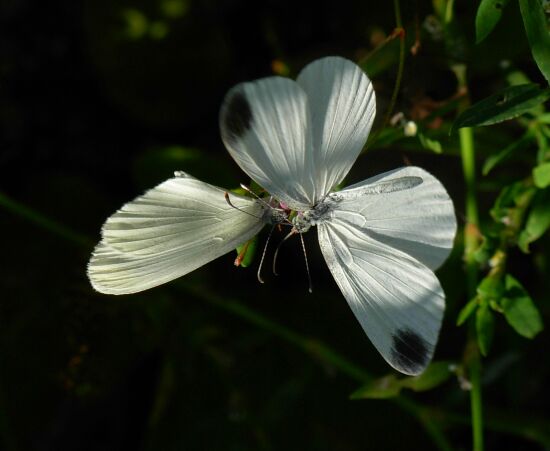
483, 134, 533, 175
453, 84, 550, 131
519, 0, 550, 84
501, 275, 544, 338
475, 0, 510, 43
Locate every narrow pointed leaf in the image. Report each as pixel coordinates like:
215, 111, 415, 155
453, 84, 550, 131
519, 0, 550, 84
483, 134, 532, 175
457, 298, 479, 326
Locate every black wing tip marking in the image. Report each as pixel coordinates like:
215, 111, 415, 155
222, 90, 253, 141
391, 328, 431, 375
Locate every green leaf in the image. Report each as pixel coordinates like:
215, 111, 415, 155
491, 180, 537, 224
518, 189, 550, 252
482, 134, 533, 175
533, 162, 550, 188
476, 303, 495, 356
506, 69, 534, 87
519, 0, 550, 85
400, 361, 454, 392
475, 0, 510, 43
477, 275, 505, 300
501, 275, 544, 338
453, 84, 550, 131
457, 298, 479, 326
417, 132, 443, 153
350, 374, 402, 399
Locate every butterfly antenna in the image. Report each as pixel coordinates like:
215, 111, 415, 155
272, 229, 296, 276
299, 232, 313, 294
224, 192, 263, 219
239, 184, 274, 210
257, 225, 276, 284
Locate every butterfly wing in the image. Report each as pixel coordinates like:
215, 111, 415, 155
220, 57, 376, 208
88, 173, 265, 295
220, 76, 315, 210
334, 166, 457, 270
318, 220, 445, 375
317, 167, 455, 375
297, 56, 376, 198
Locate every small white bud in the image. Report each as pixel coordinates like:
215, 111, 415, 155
404, 121, 418, 137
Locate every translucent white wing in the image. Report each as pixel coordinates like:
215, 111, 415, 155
318, 220, 445, 375
220, 77, 315, 210
334, 166, 457, 270
220, 57, 375, 208
297, 56, 376, 198
88, 174, 265, 295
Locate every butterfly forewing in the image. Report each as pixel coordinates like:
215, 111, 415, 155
220, 77, 315, 210
297, 56, 376, 199
88, 174, 265, 295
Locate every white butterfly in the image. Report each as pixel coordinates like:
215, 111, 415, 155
88, 56, 457, 375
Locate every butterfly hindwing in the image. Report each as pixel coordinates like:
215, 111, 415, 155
318, 218, 445, 375
336, 166, 457, 271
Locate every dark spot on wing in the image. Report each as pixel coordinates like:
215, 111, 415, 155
391, 328, 430, 374
222, 90, 252, 141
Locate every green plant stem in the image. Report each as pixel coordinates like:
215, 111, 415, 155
459, 125, 484, 451
0, 190, 93, 248
460, 127, 480, 294
469, 345, 484, 451
364, 0, 405, 150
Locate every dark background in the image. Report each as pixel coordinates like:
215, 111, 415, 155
1, 0, 548, 450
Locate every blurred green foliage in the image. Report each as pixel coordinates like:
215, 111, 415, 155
1, 0, 550, 450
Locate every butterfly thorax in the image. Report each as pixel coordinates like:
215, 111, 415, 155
290, 193, 342, 233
